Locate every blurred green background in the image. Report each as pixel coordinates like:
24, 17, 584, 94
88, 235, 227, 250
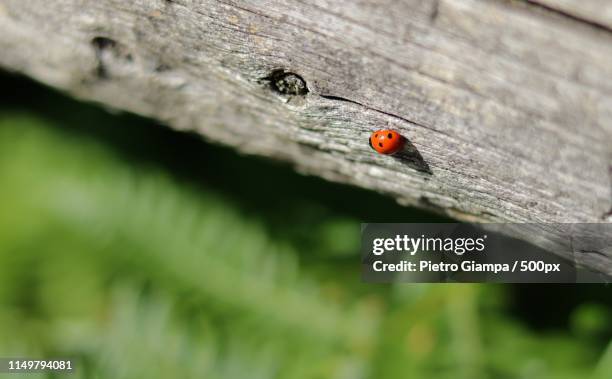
0, 71, 611, 379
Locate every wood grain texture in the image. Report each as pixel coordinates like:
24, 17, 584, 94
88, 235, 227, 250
0, 0, 610, 272
528, 0, 612, 30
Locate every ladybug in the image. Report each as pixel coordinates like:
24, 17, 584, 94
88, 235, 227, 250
369, 130, 405, 155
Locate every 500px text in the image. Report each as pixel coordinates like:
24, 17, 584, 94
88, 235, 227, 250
373, 260, 561, 274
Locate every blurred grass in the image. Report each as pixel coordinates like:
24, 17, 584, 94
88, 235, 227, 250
0, 72, 610, 379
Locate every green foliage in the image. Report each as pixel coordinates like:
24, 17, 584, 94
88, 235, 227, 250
0, 75, 610, 378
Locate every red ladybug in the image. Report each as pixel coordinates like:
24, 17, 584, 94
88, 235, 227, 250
369, 130, 405, 155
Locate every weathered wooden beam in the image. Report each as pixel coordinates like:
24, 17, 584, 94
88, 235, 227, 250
0, 0, 610, 272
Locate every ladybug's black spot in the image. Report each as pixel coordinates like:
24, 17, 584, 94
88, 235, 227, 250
388, 133, 393, 139
368, 137, 373, 150
374, 134, 378, 138
378, 142, 383, 148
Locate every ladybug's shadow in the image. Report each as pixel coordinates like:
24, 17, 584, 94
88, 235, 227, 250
393, 139, 432, 175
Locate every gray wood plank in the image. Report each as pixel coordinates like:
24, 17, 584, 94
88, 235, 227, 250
0, 0, 610, 272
